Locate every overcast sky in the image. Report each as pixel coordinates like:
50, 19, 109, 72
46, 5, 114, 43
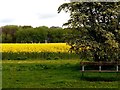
0, 0, 70, 27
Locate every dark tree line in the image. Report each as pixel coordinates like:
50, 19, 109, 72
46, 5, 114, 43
0, 25, 74, 43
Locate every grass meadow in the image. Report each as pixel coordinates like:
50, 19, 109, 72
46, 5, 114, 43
2, 60, 119, 88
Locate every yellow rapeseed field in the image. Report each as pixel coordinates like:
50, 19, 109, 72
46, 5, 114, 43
0, 43, 70, 53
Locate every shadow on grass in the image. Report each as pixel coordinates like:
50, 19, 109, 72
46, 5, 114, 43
80, 73, 120, 82
81, 76, 119, 81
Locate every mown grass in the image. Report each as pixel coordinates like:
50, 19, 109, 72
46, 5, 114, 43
2, 60, 119, 88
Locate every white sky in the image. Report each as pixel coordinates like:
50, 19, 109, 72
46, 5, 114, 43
0, 0, 70, 27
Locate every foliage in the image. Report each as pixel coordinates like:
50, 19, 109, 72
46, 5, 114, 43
1, 25, 72, 43
58, 2, 120, 62
48, 27, 66, 43
16, 27, 48, 43
2, 52, 79, 60
1, 25, 19, 43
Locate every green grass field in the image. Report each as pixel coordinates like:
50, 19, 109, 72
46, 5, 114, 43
2, 60, 119, 88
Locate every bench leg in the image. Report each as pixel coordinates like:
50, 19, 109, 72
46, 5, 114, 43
81, 66, 85, 78
99, 66, 101, 72
116, 65, 118, 72
82, 66, 84, 71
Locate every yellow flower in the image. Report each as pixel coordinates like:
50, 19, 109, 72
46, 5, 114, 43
1, 43, 71, 53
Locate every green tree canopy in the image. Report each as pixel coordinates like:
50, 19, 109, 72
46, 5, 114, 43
2, 25, 19, 43
58, 2, 120, 61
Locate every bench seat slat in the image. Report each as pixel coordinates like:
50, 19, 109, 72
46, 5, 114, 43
80, 62, 120, 65
80, 70, 120, 72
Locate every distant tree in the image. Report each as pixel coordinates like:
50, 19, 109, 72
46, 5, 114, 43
16, 26, 48, 43
50, 26, 62, 28
35, 26, 48, 43
58, 2, 120, 61
2, 25, 19, 43
19, 25, 33, 29
48, 27, 65, 43
0, 28, 2, 43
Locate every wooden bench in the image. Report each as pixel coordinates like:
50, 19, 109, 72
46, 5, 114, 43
80, 61, 120, 73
